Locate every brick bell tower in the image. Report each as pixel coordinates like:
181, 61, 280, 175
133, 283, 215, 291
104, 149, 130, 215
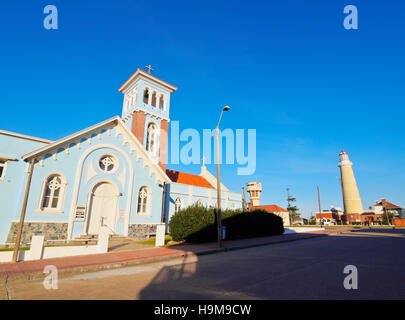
118, 67, 178, 171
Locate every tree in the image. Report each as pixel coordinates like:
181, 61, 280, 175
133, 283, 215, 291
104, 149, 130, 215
287, 188, 299, 225
308, 216, 317, 225
382, 209, 395, 225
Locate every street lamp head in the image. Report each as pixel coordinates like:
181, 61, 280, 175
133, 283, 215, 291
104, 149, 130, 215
223, 106, 230, 111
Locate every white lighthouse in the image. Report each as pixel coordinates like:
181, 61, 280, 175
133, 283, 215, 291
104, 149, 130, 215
338, 150, 364, 215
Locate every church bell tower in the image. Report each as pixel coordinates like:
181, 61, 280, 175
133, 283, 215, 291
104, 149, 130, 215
118, 67, 178, 171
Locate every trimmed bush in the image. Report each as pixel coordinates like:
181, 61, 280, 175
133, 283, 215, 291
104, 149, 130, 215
222, 209, 284, 240
168, 204, 241, 242
169, 206, 284, 243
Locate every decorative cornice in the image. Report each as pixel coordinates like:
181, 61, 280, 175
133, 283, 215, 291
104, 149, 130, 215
20, 116, 171, 184
22, 116, 120, 160
118, 68, 178, 94
0, 129, 52, 144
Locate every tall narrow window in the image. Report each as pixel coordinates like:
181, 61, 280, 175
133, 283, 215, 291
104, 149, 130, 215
151, 91, 157, 107
131, 89, 137, 106
196, 199, 204, 207
159, 95, 165, 110
0, 160, 6, 180
143, 88, 149, 104
40, 174, 66, 212
124, 96, 130, 111
175, 197, 183, 213
137, 186, 151, 215
146, 123, 157, 154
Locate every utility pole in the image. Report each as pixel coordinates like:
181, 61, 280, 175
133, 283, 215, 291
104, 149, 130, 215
13, 158, 35, 263
317, 185, 322, 226
383, 206, 392, 227
242, 186, 247, 211
287, 188, 291, 224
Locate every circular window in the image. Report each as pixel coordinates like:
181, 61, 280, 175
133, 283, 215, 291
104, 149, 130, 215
98, 155, 118, 173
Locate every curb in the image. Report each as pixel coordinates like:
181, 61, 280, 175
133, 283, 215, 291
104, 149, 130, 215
224, 233, 327, 251
2, 252, 194, 283
2, 232, 328, 282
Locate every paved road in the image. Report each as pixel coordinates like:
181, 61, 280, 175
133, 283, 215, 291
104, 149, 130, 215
2, 230, 405, 299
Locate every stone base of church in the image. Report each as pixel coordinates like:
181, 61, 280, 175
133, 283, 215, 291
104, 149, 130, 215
6, 222, 68, 245
127, 223, 158, 239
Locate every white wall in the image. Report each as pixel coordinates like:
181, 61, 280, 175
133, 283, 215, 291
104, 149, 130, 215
0, 229, 109, 263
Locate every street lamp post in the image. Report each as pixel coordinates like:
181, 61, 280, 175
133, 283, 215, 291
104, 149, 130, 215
216, 106, 230, 248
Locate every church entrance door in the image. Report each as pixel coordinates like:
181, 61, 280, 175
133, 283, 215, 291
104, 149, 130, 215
86, 182, 119, 235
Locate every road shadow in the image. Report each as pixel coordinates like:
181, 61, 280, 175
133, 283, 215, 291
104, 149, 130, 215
139, 230, 405, 300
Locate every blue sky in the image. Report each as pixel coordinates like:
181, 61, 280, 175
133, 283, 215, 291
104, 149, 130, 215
1, 0, 404, 217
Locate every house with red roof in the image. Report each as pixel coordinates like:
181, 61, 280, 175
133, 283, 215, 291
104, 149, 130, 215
164, 164, 243, 222
374, 198, 405, 226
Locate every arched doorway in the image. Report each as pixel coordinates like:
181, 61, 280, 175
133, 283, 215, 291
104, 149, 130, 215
86, 181, 119, 235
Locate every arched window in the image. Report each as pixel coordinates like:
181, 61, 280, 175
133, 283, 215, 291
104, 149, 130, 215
175, 197, 183, 213
137, 186, 151, 216
159, 95, 165, 110
133, 89, 137, 105
151, 91, 157, 107
128, 89, 137, 108
143, 88, 149, 104
146, 123, 158, 154
39, 174, 66, 212
196, 199, 204, 207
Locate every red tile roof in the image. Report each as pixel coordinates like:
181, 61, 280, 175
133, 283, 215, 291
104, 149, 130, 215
252, 205, 288, 213
166, 170, 215, 189
375, 198, 402, 209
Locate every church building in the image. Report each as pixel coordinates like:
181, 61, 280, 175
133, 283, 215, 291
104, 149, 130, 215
0, 68, 242, 245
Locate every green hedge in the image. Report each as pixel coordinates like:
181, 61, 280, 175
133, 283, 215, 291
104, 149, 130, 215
169, 205, 284, 243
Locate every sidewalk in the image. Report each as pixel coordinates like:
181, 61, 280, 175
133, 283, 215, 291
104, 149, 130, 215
0, 228, 349, 280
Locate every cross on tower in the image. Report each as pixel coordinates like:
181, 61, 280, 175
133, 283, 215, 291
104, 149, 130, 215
145, 65, 154, 74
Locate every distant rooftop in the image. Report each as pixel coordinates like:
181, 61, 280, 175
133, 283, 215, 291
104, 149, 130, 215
0, 129, 52, 144
166, 169, 214, 189
252, 205, 288, 213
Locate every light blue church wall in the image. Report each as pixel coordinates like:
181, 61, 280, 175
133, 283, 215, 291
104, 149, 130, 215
0, 133, 49, 243
7, 124, 164, 242
165, 182, 243, 224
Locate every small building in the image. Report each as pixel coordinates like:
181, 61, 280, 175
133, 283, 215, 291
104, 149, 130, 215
251, 205, 290, 226
341, 198, 405, 225
374, 198, 405, 217
315, 206, 346, 225
360, 211, 382, 225
375, 198, 405, 226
